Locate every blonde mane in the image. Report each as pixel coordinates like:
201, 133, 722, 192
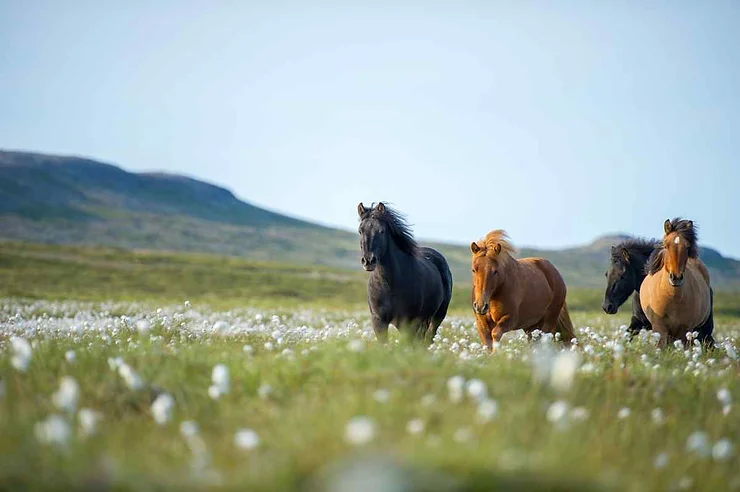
473, 230, 518, 263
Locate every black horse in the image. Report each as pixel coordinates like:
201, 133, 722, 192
358, 202, 453, 343
603, 238, 658, 337
603, 237, 715, 346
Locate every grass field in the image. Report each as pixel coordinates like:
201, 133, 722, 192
1, 241, 740, 491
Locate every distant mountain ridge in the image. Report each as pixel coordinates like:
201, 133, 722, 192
2, 149, 739, 291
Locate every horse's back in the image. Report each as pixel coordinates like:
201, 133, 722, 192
419, 247, 453, 297
514, 258, 565, 325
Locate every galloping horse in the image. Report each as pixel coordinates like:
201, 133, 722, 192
470, 230, 575, 351
358, 202, 453, 343
603, 238, 659, 338
640, 219, 715, 347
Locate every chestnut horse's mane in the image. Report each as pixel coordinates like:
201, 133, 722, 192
473, 230, 518, 263
647, 218, 699, 275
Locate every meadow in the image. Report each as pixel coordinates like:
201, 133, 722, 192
1, 241, 740, 491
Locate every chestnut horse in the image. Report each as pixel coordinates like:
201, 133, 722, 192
470, 230, 575, 351
640, 218, 714, 347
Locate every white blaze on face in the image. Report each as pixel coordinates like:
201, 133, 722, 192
674, 236, 681, 245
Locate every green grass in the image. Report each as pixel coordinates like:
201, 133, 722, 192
3, 241, 740, 316
1, 241, 740, 490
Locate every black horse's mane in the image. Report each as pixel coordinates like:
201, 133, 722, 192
647, 218, 699, 275
360, 203, 419, 256
611, 238, 659, 268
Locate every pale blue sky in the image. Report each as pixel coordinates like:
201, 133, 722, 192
1, 1, 739, 256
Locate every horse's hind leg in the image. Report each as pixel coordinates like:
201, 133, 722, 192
428, 298, 451, 343
696, 288, 715, 349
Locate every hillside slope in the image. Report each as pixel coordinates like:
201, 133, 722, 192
2, 150, 739, 290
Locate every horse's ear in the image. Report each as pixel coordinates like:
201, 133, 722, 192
621, 248, 630, 263
470, 242, 481, 254
493, 243, 502, 255
377, 202, 386, 213
664, 219, 672, 234
357, 202, 367, 217
688, 220, 694, 229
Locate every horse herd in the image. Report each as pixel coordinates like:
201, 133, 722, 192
357, 202, 715, 351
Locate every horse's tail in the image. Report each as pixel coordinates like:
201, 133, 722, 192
557, 302, 576, 345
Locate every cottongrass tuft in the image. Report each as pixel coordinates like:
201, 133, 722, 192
345, 416, 376, 446
712, 438, 734, 461
234, 429, 260, 450
52, 376, 80, 414
151, 393, 175, 425
64, 350, 77, 364
686, 431, 711, 457
406, 419, 425, 436
477, 399, 499, 423
35, 414, 71, 447
617, 407, 631, 420
78, 408, 102, 437
10, 337, 32, 372
373, 389, 390, 404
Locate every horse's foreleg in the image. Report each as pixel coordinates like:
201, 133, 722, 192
474, 314, 494, 350
372, 316, 389, 343
491, 315, 516, 352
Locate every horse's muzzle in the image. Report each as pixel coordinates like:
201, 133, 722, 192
602, 301, 618, 315
668, 273, 684, 287
473, 302, 489, 316
361, 255, 377, 271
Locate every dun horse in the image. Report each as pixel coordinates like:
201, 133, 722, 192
603, 238, 659, 337
358, 202, 453, 343
640, 218, 714, 347
470, 230, 575, 350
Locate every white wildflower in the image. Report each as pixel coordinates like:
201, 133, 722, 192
10, 337, 32, 372
345, 416, 376, 446
617, 407, 631, 419
35, 414, 71, 447
570, 406, 590, 421
546, 400, 569, 425
718, 388, 732, 406
234, 428, 260, 450
654, 452, 669, 469
180, 421, 200, 439
686, 431, 711, 457
651, 408, 665, 425
211, 364, 230, 395
550, 350, 581, 392
151, 393, 175, 425
212, 321, 229, 333
347, 339, 365, 352
406, 419, 425, 436
447, 375, 465, 403
118, 363, 144, 390
136, 320, 151, 334
373, 389, 390, 403
52, 376, 80, 413
78, 408, 102, 437
465, 379, 488, 402
477, 399, 499, 423
712, 438, 733, 461
64, 350, 76, 364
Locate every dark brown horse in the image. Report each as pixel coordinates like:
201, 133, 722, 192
470, 230, 575, 351
640, 219, 714, 347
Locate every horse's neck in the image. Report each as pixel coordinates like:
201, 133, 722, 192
375, 239, 411, 286
631, 258, 648, 292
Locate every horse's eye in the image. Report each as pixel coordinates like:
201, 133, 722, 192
605, 272, 608, 277
493, 270, 498, 276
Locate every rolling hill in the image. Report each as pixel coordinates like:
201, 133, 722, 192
2, 149, 739, 290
